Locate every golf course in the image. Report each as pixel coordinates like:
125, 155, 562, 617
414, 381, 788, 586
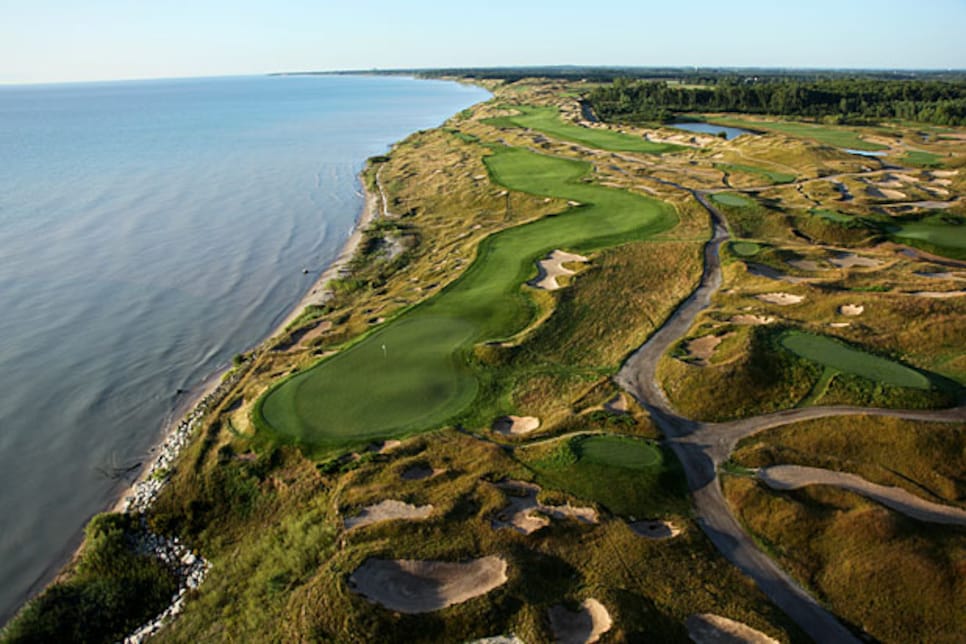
257, 145, 677, 449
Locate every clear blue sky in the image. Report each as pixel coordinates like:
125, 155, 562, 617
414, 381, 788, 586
2, 0, 964, 84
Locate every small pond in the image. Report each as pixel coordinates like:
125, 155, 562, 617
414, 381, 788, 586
667, 121, 755, 140
843, 148, 887, 157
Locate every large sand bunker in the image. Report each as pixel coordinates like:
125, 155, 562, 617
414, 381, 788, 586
348, 556, 508, 614
906, 290, 966, 298
755, 292, 804, 305
829, 252, 881, 269
759, 465, 966, 526
492, 480, 597, 534
530, 250, 588, 290
838, 303, 864, 316
685, 335, 726, 366
686, 613, 779, 644
344, 499, 434, 530
548, 598, 613, 644
629, 519, 682, 540
492, 415, 540, 436
730, 314, 775, 326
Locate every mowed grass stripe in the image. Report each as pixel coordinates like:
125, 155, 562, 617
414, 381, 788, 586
780, 331, 931, 389
257, 147, 677, 448
488, 105, 683, 154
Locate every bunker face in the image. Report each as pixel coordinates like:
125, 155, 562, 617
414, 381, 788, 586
548, 598, 613, 644
348, 556, 508, 614
686, 613, 779, 644
492, 415, 540, 436
780, 331, 931, 389
344, 499, 434, 530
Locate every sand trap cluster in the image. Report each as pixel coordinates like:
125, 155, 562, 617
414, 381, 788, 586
685, 335, 726, 366
492, 415, 541, 436
548, 598, 613, 644
530, 250, 588, 290
838, 303, 864, 316
755, 292, 804, 305
348, 556, 508, 614
491, 480, 597, 534
629, 519, 682, 540
730, 314, 775, 326
344, 499, 434, 530
829, 253, 881, 268
686, 613, 779, 644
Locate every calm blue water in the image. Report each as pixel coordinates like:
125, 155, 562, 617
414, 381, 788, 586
667, 121, 755, 140
0, 74, 489, 623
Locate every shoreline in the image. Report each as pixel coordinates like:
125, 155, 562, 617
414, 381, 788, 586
117, 169, 380, 511
18, 166, 382, 624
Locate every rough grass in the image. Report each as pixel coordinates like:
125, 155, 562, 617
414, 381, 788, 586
257, 146, 677, 451
902, 150, 944, 168
724, 477, 966, 644
486, 105, 683, 154
779, 330, 932, 389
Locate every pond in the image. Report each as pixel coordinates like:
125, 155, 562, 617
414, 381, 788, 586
667, 121, 755, 140
843, 148, 887, 157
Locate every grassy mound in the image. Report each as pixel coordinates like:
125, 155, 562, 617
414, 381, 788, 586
257, 147, 676, 451
522, 435, 688, 517
780, 331, 931, 389
730, 241, 761, 256
486, 105, 682, 154
716, 162, 795, 184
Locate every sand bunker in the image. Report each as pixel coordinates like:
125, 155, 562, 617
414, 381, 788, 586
786, 258, 821, 272
686, 613, 779, 644
492, 415, 540, 436
468, 637, 526, 644
548, 599, 612, 644
686, 335, 725, 366
865, 185, 907, 200
604, 393, 629, 414
828, 322, 851, 328
906, 290, 966, 298
932, 170, 957, 178
492, 480, 597, 535
349, 556, 508, 614
629, 519, 682, 540
530, 250, 588, 290
755, 292, 804, 305
838, 303, 864, 316
759, 465, 966, 526
730, 314, 775, 326
829, 253, 881, 268
344, 500, 434, 530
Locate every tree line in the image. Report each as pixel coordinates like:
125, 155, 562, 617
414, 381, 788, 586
586, 78, 966, 126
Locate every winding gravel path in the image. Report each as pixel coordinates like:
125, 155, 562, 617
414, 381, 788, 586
615, 187, 965, 643
758, 465, 966, 526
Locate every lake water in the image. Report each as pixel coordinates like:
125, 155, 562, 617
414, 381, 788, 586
0, 74, 488, 623
667, 121, 755, 140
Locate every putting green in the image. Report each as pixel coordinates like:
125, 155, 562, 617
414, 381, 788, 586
578, 435, 662, 469
525, 435, 688, 516
888, 214, 966, 260
487, 105, 682, 154
716, 162, 795, 184
780, 331, 931, 389
257, 147, 677, 449
712, 193, 755, 208
731, 241, 761, 256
